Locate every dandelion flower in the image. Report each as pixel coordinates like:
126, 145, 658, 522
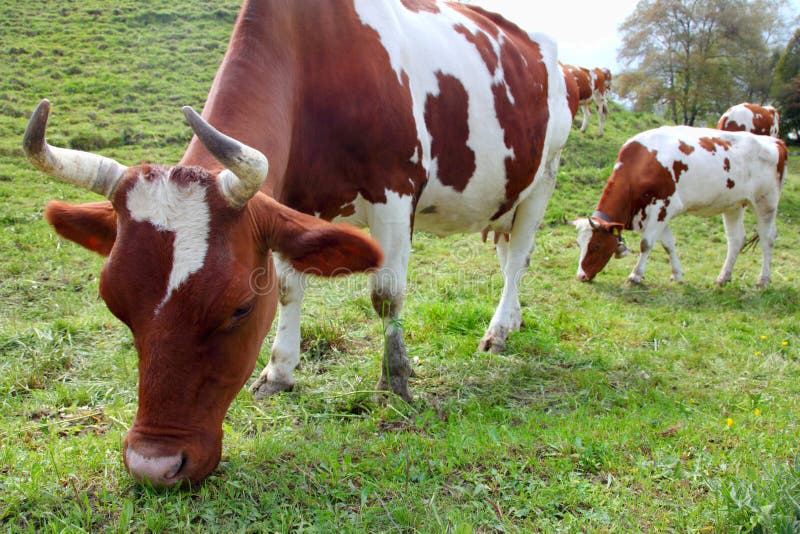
726, 418, 734, 427
754, 408, 761, 416
761, 335, 767, 340
754, 351, 762, 356
782, 340, 789, 346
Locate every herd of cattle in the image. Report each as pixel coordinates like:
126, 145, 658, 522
22, 0, 788, 486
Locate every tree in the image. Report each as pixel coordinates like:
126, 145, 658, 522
774, 28, 800, 89
616, 0, 798, 125
773, 29, 800, 138
772, 29, 800, 136
777, 77, 800, 139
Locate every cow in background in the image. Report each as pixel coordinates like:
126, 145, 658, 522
560, 64, 612, 136
25, 0, 573, 486
717, 103, 780, 138
573, 126, 787, 287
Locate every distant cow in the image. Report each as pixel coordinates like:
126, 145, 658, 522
26, 0, 572, 486
717, 103, 780, 138
560, 63, 612, 136
574, 126, 787, 287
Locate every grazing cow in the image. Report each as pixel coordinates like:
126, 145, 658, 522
573, 126, 787, 287
717, 103, 781, 138
25, 100, 383, 487
560, 63, 612, 136
25, 0, 571, 486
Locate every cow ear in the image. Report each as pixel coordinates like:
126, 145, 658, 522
44, 200, 117, 256
250, 195, 382, 276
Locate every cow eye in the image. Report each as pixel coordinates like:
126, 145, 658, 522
231, 303, 254, 322
221, 303, 255, 332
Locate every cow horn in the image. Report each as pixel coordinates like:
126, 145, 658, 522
182, 106, 269, 208
587, 217, 599, 230
23, 99, 127, 199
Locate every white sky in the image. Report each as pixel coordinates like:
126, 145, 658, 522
469, 0, 800, 74
469, 0, 640, 72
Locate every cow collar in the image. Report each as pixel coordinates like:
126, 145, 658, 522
591, 210, 614, 223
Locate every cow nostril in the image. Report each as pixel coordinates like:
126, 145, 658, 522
167, 455, 188, 480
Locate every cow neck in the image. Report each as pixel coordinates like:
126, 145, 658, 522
594, 172, 634, 230
179, 0, 298, 197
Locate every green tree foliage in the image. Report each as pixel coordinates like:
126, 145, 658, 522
616, 0, 798, 125
773, 29, 800, 137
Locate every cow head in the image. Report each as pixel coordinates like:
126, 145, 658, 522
24, 100, 382, 487
573, 216, 628, 282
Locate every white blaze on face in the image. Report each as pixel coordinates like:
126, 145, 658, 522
573, 218, 593, 278
126, 169, 211, 309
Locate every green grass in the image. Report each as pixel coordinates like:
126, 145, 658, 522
2, 1, 800, 532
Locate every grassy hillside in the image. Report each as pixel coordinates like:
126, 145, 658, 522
1, 2, 799, 532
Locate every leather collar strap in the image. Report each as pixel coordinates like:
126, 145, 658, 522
591, 210, 614, 223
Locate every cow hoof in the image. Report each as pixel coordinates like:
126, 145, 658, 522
715, 277, 730, 287
625, 276, 642, 286
478, 334, 505, 354
376, 377, 413, 403
755, 278, 770, 289
249, 377, 294, 399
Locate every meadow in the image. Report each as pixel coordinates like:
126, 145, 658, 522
1, 1, 799, 532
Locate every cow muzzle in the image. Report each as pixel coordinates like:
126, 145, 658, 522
123, 430, 221, 488
125, 445, 186, 487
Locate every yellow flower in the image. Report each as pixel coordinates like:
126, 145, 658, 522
754, 408, 761, 416
755, 351, 762, 356
726, 418, 734, 427
761, 335, 767, 340
782, 340, 789, 346
690, 398, 696, 404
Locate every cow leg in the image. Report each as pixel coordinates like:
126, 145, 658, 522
580, 103, 591, 133
478, 237, 521, 354
627, 240, 652, 285
595, 95, 606, 137
629, 223, 667, 285
250, 255, 305, 398
752, 197, 779, 288
369, 197, 414, 401
715, 206, 745, 286
658, 226, 683, 282
479, 158, 559, 354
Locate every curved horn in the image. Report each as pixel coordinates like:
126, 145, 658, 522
182, 106, 269, 208
587, 216, 599, 230
23, 99, 127, 199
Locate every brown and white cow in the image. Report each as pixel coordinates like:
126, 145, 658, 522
560, 63, 612, 136
574, 126, 787, 286
26, 0, 571, 486
25, 100, 382, 487
717, 103, 781, 138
